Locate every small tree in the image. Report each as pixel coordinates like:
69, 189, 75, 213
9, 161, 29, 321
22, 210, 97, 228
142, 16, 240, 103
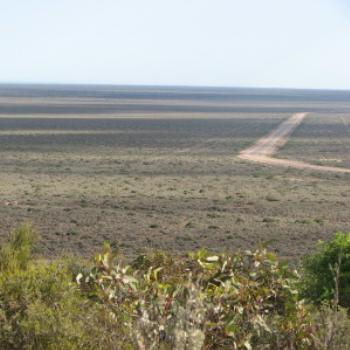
301, 233, 350, 307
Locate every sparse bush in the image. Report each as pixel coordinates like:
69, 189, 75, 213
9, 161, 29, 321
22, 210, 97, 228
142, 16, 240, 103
311, 305, 350, 350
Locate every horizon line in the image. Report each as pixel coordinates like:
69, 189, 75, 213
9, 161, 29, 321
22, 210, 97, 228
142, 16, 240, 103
0, 81, 350, 93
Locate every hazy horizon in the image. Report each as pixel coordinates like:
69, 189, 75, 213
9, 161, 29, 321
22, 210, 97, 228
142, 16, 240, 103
1, 0, 350, 90
2, 82, 350, 94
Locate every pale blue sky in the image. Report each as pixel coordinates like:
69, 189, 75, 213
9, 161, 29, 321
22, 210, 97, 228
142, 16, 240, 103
1, 0, 350, 89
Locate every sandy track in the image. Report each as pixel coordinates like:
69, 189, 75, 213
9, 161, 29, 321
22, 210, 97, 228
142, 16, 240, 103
239, 113, 350, 174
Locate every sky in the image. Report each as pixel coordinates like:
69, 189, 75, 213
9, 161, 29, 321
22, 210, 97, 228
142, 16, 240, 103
1, 0, 350, 89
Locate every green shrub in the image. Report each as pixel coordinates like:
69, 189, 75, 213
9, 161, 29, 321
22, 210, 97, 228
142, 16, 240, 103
0, 227, 126, 350
301, 232, 350, 307
0, 224, 38, 272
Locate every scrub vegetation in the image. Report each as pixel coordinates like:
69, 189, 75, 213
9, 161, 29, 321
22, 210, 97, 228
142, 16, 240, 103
1, 86, 350, 262
1, 224, 350, 350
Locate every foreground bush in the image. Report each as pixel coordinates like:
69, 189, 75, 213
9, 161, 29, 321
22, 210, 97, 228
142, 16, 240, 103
301, 232, 350, 307
0, 226, 350, 349
0, 225, 127, 349
79, 246, 315, 349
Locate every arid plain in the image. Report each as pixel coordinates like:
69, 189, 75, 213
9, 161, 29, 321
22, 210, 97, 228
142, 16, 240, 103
0, 84, 350, 260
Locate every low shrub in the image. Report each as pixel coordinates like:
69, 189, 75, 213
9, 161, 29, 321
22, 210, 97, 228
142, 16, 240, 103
0, 224, 38, 272
311, 305, 350, 350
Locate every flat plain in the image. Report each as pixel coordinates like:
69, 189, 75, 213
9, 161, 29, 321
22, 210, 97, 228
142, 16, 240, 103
0, 84, 350, 260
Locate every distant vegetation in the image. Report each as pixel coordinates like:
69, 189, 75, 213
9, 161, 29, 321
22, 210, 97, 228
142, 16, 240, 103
1, 225, 350, 349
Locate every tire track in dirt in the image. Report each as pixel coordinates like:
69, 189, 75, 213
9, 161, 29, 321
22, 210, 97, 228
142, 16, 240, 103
238, 113, 350, 174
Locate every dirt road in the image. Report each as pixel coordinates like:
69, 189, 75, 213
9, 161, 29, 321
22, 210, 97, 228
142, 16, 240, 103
238, 113, 350, 174
341, 116, 350, 134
